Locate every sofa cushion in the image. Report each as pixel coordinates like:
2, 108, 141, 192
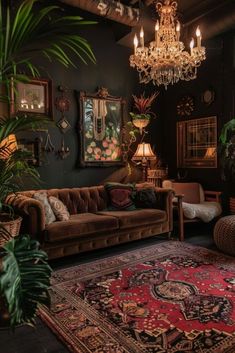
48, 196, 70, 221
105, 182, 136, 211
45, 213, 119, 242
33, 192, 56, 225
96, 209, 167, 229
134, 188, 157, 208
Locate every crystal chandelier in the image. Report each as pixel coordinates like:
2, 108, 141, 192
129, 0, 206, 89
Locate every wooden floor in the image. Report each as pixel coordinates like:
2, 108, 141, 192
0, 224, 218, 353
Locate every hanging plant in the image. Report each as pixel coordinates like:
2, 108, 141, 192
218, 118, 235, 181
130, 92, 159, 133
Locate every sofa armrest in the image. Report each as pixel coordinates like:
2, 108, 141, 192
155, 187, 174, 232
5, 193, 45, 237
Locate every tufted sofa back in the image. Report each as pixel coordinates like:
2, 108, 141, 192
20, 186, 108, 214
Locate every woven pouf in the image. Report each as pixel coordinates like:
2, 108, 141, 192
214, 216, 235, 256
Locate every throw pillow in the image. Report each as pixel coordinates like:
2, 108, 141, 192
33, 192, 56, 225
134, 188, 157, 209
105, 182, 136, 211
48, 196, 70, 221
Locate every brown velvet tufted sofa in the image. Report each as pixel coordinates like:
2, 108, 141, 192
6, 184, 173, 259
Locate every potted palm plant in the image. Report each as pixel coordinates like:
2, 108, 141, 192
0, 0, 96, 327
130, 91, 159, 134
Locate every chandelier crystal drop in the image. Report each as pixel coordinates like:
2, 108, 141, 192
129, 0, 206, 89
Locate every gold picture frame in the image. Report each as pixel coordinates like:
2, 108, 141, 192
177, 116, 217, 168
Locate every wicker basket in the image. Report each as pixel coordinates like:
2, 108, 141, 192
0, 214, 22, 247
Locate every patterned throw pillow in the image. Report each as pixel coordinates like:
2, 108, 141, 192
33, 192, 56, 225
134, 188, 157, 209
48, 196, 70, 221
105, 183, 136, 211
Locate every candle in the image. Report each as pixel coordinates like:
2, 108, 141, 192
176, 21, 180, 41
196, 26, 201, 48
155, 20, 159, 46
140, 26, 144, 48
134, 34, 138, 54
190, 38, 194, 55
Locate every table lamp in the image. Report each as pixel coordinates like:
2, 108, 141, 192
132, 142, 156, 181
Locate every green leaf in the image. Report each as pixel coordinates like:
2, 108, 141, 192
0, 234, 52, 328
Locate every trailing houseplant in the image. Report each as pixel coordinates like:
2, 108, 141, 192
130, 91, 159, 134
0, 231, 52, 328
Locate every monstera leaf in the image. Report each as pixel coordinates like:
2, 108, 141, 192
0, 234, 52, 327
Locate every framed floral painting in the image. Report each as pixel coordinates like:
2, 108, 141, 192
78, 88, 125, 167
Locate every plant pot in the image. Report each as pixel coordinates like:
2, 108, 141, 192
132, 118, 150, 134
0, 214, 22, 247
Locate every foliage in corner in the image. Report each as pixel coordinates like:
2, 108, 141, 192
0, 0, 96, 90
0, 234, 52, 327
218, 118, 235, 181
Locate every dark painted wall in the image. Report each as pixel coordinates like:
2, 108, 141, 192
23, 9, 143, 189
154, 31, 235, 193
19, 3, 235, 192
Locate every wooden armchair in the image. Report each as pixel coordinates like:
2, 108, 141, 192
162, 181, 222, 241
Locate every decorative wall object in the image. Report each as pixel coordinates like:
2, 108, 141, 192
43, 131, 55, 153
78, 88, 125, 167
11, 78, 53, 119
55, 85, 71, 133
201, 89, 215, 105
177, 116, 217, 168
177, 96, 194, 116
57, 137, 70, 160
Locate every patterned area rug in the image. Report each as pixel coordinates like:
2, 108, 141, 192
39, 241, 235, 353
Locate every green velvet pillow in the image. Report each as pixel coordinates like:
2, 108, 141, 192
105, 182, 136, 211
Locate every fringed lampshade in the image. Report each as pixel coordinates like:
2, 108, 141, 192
0, 134, 18, 159
132, 142, 156, 181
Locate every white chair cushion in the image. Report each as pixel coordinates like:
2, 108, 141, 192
182, 201, 222, 223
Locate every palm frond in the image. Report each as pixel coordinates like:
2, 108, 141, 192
0, 0, 96, 79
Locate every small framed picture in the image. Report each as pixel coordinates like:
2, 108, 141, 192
11, 78, 53, 120
17, 138, 42, 167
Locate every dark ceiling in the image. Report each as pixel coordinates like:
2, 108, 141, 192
58, 0, 235, 46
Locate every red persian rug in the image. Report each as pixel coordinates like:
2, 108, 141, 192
39, 242, 235, 353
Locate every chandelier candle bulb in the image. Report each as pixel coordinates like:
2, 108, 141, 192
134, 34, 138, 54
176, 21, 180, 41
140, 27, 144, 48
190, 38, 194, 55
155, 21, 160, 45
196, 26, 201, 48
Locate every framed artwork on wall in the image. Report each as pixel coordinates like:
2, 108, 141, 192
17, 138, 42, 167
177, 116, 217, 168
77, 88, 125, 167
10, 78, 53, 120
